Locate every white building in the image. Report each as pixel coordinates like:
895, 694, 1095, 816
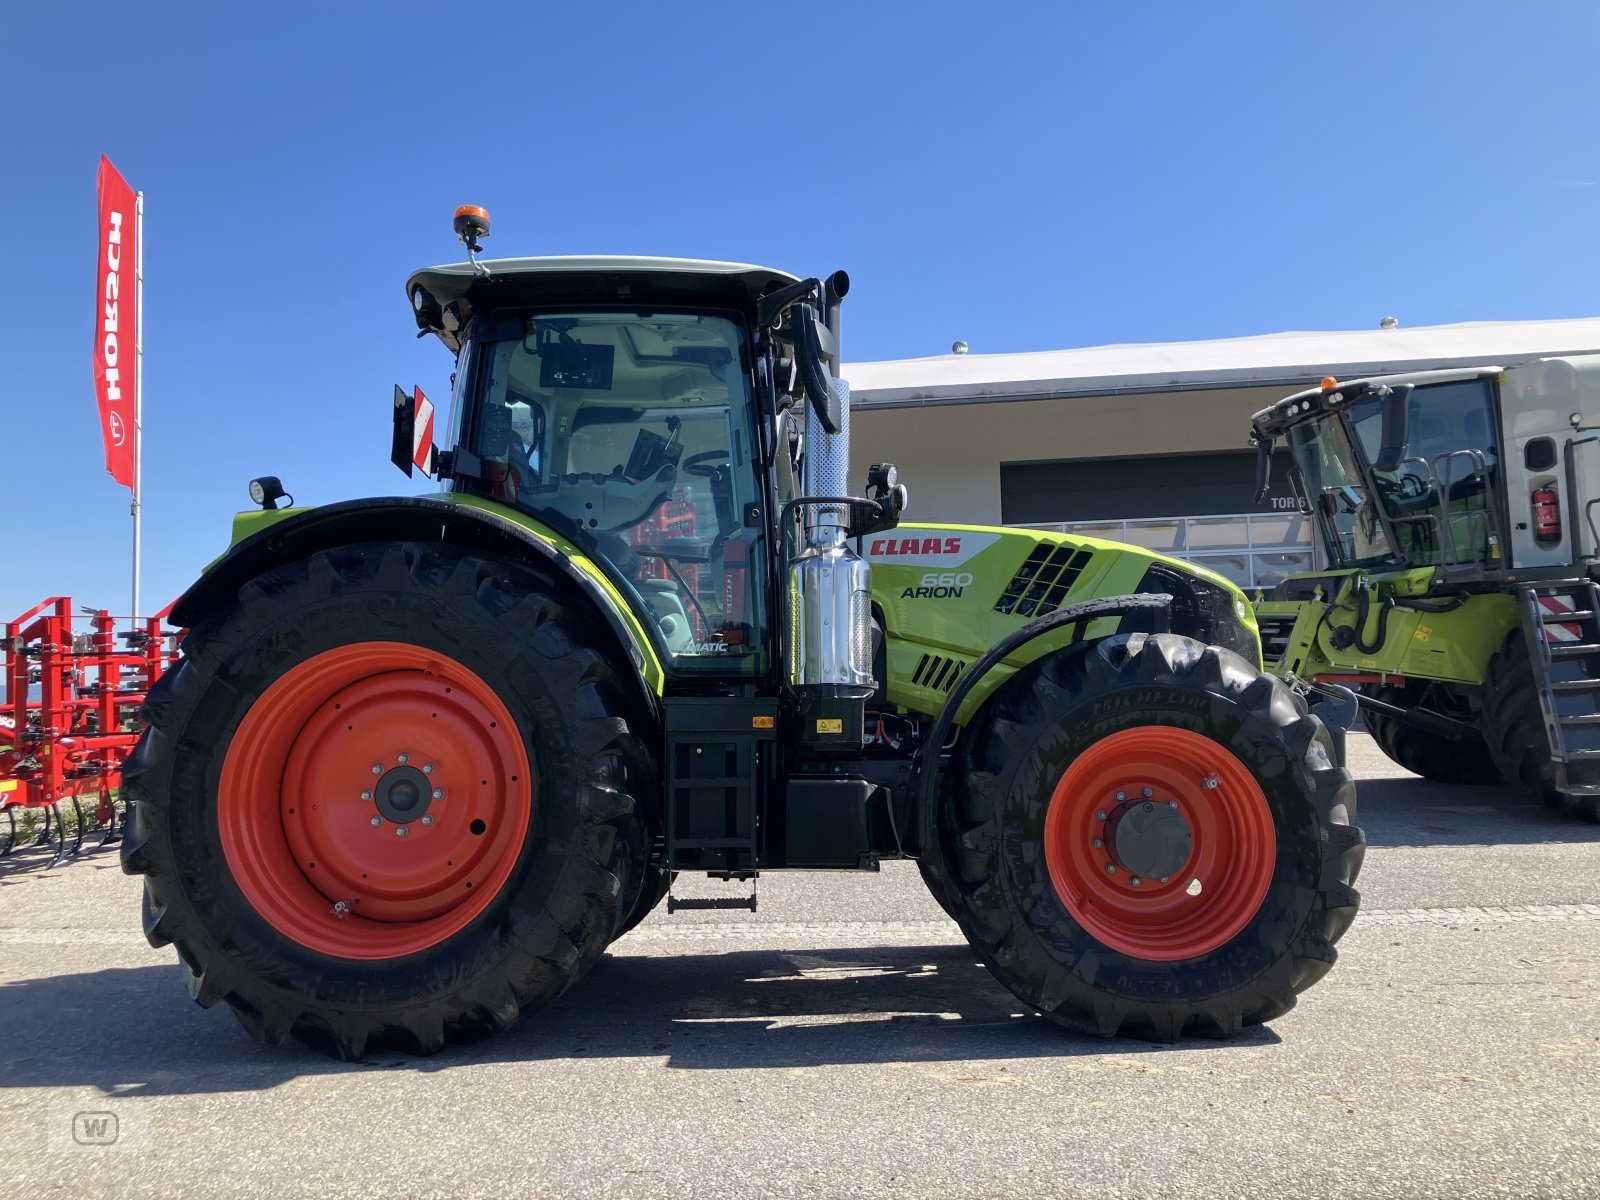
846, 317, 1600, 589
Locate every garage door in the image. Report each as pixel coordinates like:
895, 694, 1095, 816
1001, 451, 1314, 589
1000, 450, 1299, 524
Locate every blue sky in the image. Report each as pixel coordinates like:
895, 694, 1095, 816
1, 1, 1597, 621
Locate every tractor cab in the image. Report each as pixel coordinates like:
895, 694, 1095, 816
1252, 369, 1508, 580
400, 217, 886, 693
1254, 357, 1600, 583
437, 302, 769, 670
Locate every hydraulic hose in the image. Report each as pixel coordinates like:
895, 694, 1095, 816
1329, 584, 1464, 655
1391, 591, 1469, 614
1329, 579, 1391, 656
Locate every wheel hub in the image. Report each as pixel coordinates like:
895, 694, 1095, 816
1042, 725, 1278, 960
1104, 796, 1192, 881
373, 763, 435, 825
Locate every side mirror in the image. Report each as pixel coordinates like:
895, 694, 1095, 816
391, 384, 437, 478
1372, 385, 1412, 472
1251, 436, 1273, 504
791, 302, 842, 434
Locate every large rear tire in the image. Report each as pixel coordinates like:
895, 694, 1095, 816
122, 542, 656, 1058
1362, 684, 1500, 785
935, 633, 1364, 1040
1482, 633, 1600, 821
613, 865, 672, 939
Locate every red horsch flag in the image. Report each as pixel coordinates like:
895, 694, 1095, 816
94, 156, 138, 491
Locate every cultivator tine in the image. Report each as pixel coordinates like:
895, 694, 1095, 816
98, 802, 119, 847
47, 804, 72, 869
69, 796, 87, 857
0, 808, 14, 857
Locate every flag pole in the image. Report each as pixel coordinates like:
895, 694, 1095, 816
132, 189, 143, 625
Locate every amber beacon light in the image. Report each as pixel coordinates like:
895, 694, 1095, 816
453, 205, 490, 248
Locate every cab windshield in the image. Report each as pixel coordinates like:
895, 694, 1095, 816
468, 312, 765, 673
1288, 415, 1395, 569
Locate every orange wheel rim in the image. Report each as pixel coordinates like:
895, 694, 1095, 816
218, 642, 532, 960
1042, 725, 1275, 961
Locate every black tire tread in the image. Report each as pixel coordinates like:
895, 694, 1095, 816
935, 632, 1364, 1041
1482, 633, 1600, 822
122, 541, 657, 1058
1363, 686, 1500, 786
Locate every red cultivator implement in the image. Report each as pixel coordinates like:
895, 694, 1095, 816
0, 597, 181, 864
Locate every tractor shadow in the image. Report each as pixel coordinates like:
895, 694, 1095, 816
0, 941, 1277, 1097
1340, 730, 1600, 848
1350, 773, 1600, 848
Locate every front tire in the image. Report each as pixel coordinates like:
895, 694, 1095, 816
1362, 684, 1500, 785
122, 542, 656, 1058
1483, 633, 1600, 821
936, 633, 1364, 1040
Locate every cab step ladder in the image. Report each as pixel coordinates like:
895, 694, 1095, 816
1516, 579, 1600, 796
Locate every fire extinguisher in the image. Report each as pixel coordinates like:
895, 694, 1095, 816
1532, 486, 1561, 545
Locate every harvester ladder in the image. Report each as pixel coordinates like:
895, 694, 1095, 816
1516, 579, 1600, 795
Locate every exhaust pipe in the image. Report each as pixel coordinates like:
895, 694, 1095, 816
789, 275, 874, 749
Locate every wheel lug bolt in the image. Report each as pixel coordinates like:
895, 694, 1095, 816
432, 789, 444, 800
1091, 837, 1103, 849
397, 753, 409, 765
1104, 863, 1116, 874
370, 816, 382, 827
1114, 791, 1126, 803
1160, 876, 1170, 884
421, 815, 434, 826
361, 790, 373, 801
371, 764, 383, 775
1169, 800, 1179, 808
396, 825, 408, 837
1141, 787, 1153, 798
423, 763, 434, 775
1203, 774, 1219, 789
1096, 810, 1107, 821
1130, 876, 1142, 887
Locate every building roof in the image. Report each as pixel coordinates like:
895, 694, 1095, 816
843, 317, 1600, 409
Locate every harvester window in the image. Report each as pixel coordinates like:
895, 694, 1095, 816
467, 313, 766, 673
1349, 379, 1500, 568
1288, 419, 1394, 569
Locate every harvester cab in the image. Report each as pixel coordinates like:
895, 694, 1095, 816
1249, 357, 1600, 821
120, 208, 1363, 1060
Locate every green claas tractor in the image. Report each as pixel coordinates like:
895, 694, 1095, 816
1249, 358, 1600, 822
121, 207, 1363, 1058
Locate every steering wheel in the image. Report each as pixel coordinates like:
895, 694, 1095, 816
683, 450, 730, 478
1393, 471, 1429, 500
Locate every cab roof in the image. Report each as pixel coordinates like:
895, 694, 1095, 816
1249, 367, 1502, 440
407, 256, 800, 352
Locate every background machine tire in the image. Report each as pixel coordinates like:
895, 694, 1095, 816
122, 542, 656, 1059
932, 632, 1364, 1040
1362, 684, 1501, 786
1482, 633, 1600, 822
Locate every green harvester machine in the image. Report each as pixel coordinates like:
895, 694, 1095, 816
121, 208, 1363, 1058
1250, 358, 1600, 821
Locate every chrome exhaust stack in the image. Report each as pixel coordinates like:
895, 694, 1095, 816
786, 274, 875, 749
